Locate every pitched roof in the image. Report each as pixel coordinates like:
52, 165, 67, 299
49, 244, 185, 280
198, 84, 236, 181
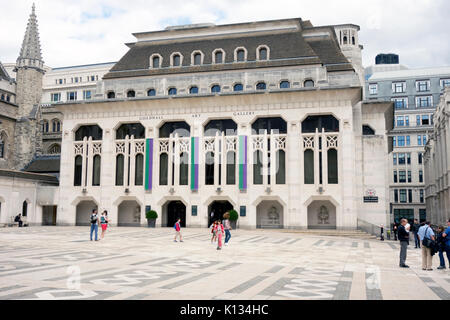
24, 156, 60, 173
0, 169, 58, 184
104, 19, 353, 79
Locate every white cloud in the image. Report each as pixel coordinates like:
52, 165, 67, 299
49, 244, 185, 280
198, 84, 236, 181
0, 0, 448, 68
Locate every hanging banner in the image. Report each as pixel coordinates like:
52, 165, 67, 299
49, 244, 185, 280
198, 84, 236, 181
191, 137, 199, 190
145, 138, 153, 190
239, 135, 248, 190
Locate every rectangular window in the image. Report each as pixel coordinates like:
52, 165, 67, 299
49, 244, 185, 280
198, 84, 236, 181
419, 170, 423, 183
67, 91, 77, 101
406, 136, 410, 146
91, 76, 96, 82
398, 136, 405, 147
416, 96, 433, 108
416, 115, 421, 126
423, 135, 427, 145
416, 80, 430, 92
418, 152, 423, 165
59, 79, 63, 84
408, 170, 412, 183
394, 171, 398, 183
407, 153, 411, 165
408, 189, 413, 203
440, 79, 450, 89
394, 189, 399, 203
392, 98, 408, 109
83, 90, 92, 100
369, 84, 378, 95
393, 136, 396, 147
51, 93, 61, 102
398, 153, 405, 165
420, 190, 424, 203
393, 153, 397, 165
418, 135, 422, 146
396, 116, 404, 127
392, 82, 406, 93
422, 115, 430, 125
399, 170, 406, 183
399, 189, 407, 203
405, 116, 409, 127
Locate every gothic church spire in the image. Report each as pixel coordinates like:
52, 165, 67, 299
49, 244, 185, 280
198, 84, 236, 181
17, 3, 44, 70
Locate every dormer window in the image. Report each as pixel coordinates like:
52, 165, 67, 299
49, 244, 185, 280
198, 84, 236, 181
191, 51, 204, 66
257, 45, 269, 61
213, 49, 225, 64
127, 90, 136, 98
150, 54, 163, 68
235, 47, 247, 62
171, 53, 183, 67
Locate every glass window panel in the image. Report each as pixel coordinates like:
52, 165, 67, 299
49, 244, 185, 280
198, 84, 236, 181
227, 151, 236, 185
179, 153, 189, 185
276, 150, 286, 184
205, 152, 215, 185
159, 153, 168, 185
92, 155, 101, 186
74, 156, 82, 186
115, 155, 124, 186
135, 154, 144, 186
327, 149, 338, 184
304, 150, 314, 184
253, 151, 263, 185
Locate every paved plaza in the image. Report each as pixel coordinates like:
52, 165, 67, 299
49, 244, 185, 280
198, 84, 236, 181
0, 226, 448, 300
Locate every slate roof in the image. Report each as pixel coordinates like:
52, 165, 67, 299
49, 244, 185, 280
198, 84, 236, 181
24, 156, 60, 174
0, 169, 58, 185
104, 19, 353, 79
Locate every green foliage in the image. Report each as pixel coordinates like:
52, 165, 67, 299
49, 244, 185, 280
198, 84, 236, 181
146, 210, 158, 220
228, 210, 239, 221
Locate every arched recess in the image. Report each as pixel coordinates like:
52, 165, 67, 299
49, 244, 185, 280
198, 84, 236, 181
73, 197, 99, 226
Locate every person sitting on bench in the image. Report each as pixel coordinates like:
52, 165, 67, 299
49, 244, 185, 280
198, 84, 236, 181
14, 214, 23, 227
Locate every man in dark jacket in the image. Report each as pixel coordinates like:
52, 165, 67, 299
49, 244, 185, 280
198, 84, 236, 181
412, 219, 421, 249
398, 218, 410, 268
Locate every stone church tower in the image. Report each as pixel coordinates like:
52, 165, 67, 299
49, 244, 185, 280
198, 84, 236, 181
13, 4, 44, 170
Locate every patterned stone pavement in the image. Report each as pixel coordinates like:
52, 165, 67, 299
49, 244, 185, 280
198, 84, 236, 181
0, 226, 448, 300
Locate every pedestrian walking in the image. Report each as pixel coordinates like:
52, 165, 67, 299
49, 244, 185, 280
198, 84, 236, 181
214, 220, 225, 250
393, 222, 399, 241
90, 209, 100, 241
223, 212, 232, 246
398, 219, 410, 268
418, 221, 436, 271
412, 219, 421, 249
436, 226, 448, 270
380, 224, 385, 241
439, 219, 450, 269
174, 218, 183, 242
100, 210, 109, 240
210, 220, 218, 244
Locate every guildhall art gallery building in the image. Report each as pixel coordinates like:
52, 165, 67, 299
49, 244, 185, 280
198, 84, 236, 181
10, 18, 395, 230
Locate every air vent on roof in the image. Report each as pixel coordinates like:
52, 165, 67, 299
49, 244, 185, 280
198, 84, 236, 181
165, 23, 215, 31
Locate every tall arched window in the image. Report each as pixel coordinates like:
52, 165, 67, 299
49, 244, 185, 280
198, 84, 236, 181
115, 154, 124, 186
205, 152, 215, 185
233, 83, 243, 92
74, 155, 83, 186
22, 201, 28, 217
180, 152, 189, 185
304, 150, 314, 184
135, 154, 144, 186
258, 47, 268, 60
147, 89, 156, 96
127, 90, 136, 98
0, 132, 6, 159
211, 85, 221, 93
236, 49, 245, 62
43, 120, 49, 133
189, 86, 199, 94
52, 119, 61, 132
92, 155, 101, 186
107, 91, 115, 99
214, 50, 223, 63
152, 56, 160, 68
172, 54, 181, 67
328, 149, 338, 184
253, 150, 263, 185
256, 82, 266, 90
276, 150, 286, 184
227, 151, 236, 185
343, 36, 348, 44
193, 53, 202, 65
159, 153, 168, 185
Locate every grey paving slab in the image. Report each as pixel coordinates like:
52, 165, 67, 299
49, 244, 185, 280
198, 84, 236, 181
226, 276, 269, 294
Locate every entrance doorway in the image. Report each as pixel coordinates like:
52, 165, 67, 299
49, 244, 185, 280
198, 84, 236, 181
208, 201, 234, 226
42, 206, 57, 226
164, 201, 186, 227
76, 201, 98, 226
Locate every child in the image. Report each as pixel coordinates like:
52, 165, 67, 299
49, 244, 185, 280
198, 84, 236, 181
174, 218, 183, 243
210, 221, 218, 243
100, 210, 109, 240
214, 220, 225, 250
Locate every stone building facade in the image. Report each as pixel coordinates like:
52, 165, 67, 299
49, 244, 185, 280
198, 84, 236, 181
424, 88, 450, 224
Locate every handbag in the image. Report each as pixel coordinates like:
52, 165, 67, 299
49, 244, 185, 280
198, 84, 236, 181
422, 227, 436, 248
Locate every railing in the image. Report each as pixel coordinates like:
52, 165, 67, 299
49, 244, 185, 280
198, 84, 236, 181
357, 219, 383, 238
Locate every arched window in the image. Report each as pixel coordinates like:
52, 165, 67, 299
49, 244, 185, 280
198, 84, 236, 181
159, 153, 168, 185
304, 80, 315, 88
127, 90, 136, 98
74, 155, 83, 186
276, 150, 286, 184
115, 154, 124, 186
233, 83, 243, 92
256, 82, 266, 90
193, 53, 202, 65
75, 125, 103, 141
52, 119, 61, 132
0, 132, 6, 159
304, 150, 314, 184
214, 50, 224, 64
152, 56, 160, 68
22, 201, 28, 217
92, 155, 101, 186
236, 49, 245, 62
328, 149, 338, 184
190, 86, 199, 94
258, 47, 268, 60
180, 152, 189, 185
226, 151, 236, 185
135, 154, 144, 186
43, 120, 49, 133
168, 88, 177, 96
48, 144, 61, 155
172, 54, 181, 67
204, 119, 237, 137
205, 152, 215, 185
280, 81, 290, 89
253, 150, 263, 185
301, 115, 339, 133
252, 117, 287, 135
159, 121, 190, 138
211, 85, 221, 93
352, 36, 356, 45
107, 91, 115, 99
147, 89, 156, 97
343, 36, 348, 44
116, 123, 145, 140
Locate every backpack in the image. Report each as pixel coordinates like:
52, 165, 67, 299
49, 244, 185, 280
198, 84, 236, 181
100, 216, 106, 224
174, 222, 178, 230
90, 214, 98, 224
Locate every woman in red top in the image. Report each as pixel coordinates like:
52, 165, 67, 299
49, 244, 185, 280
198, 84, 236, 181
214, 220, 225, 250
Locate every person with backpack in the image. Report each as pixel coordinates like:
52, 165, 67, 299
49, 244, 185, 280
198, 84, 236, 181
439, 219, 450, 269
100, 210, 109, 240
174, 218, 183, 243
90, 209, 100, 241
214, 220, 225, 250
418, 221, 436, 271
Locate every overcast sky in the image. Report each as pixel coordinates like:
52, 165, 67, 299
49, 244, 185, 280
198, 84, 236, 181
1, 0, 449, 69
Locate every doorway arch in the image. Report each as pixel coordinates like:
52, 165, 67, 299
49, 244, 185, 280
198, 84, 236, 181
118, 200, 142, 227
76, 200, 98, 226
307, 200, 336, 229
208, 201, 234, 226
162, 201, 186, 228
256, 200, 284, 229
